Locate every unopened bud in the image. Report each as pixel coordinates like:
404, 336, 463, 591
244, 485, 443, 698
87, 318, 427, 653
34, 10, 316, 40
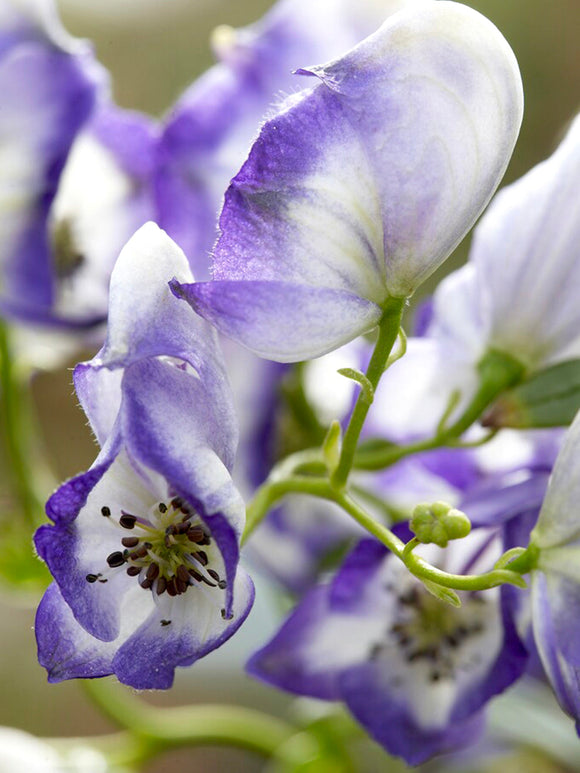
410, 501, 471, 547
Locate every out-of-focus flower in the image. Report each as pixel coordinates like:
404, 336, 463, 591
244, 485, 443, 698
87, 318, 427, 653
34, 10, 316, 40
172, 1, 523, 362
0, 727, 108, 773
524, 409, 580, 728
379, 113, 580, 440
248, 532, 527, 764
0, 0, 107, 323
156, 0, 422, 278
34, 224, 254, 688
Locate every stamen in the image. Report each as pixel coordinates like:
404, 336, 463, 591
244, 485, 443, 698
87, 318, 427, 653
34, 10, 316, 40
160, 619, 171, 626
121, 536, 139, 548
126, 566, 141, 577
158, 503, 168, 514
119, 514, 137, 529
106, 551, 126, 568
101, 506, 111, 517
86, 573, 100, 583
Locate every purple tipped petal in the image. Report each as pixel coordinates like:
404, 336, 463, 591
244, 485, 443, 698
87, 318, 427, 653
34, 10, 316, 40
0, 42, 103, 317
171, 279, 382, 362
36, 583, 115, 682
112, 567, 254, 689
341, 661, 486, 765
184, 2, 522, 360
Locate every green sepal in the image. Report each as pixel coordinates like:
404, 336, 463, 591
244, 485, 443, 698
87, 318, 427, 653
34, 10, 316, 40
482, 358, 580, 429
422, 579, 462, 608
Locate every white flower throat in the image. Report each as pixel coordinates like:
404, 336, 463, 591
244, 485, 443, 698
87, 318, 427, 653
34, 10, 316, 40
85, 496, 227, 600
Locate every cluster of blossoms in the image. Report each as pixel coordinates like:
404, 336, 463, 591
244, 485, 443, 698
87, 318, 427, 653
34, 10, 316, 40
2, 0, 580, 768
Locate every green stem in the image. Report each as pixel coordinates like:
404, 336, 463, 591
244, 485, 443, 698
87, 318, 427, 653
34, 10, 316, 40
0, 322, 46, 526
331, 298, 405, 489
354, 349, 524, 471
83, 680, 296, 759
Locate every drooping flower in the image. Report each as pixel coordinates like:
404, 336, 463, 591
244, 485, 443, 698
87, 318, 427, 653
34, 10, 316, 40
156, 0, 421, 278
34, 223, 254, 689
0, 0, 106, 323
172, 1, 523, 362
248, 532, 528, 764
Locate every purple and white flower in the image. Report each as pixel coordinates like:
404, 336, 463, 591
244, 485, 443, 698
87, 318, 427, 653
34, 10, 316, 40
248, 532, 528, 764
156, 0, 420, 278
172, 1, 523, 362
0, 0, 106, 324
34, 223, 254, 689
381, 113, 580, 438
524, 408, 580, 728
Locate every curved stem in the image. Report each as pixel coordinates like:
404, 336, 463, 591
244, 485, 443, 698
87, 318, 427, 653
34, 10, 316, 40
0, 322, 47, 526
331, 298, 405, 489
83, 680, 296, 758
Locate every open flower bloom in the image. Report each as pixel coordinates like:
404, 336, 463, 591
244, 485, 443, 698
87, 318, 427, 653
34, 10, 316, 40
34, 223, 254, 689
0, 0, 106, 323
248, 532, 527, 764
156, 0, 420, 278
525, 408, 580, 727
172, 1, 523, 362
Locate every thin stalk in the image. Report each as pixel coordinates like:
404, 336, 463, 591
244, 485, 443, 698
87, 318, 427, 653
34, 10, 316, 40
331, 298, 405, 488
83, 680, 296, 758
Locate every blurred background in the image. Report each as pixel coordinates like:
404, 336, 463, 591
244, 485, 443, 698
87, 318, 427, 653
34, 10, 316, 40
1, 0, 579, 770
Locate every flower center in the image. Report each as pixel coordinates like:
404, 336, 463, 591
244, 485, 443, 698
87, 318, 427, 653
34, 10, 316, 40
85, 496, 227, 598
373, 581, 489, 684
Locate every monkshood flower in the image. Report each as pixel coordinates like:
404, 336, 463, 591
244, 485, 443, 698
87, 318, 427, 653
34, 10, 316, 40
248, 532, 527, 764
34, 223, 254, 689
172, 1, 523, 362
156, 0, 419, 278
522, 409, 580, 727
0, 0, 106, 324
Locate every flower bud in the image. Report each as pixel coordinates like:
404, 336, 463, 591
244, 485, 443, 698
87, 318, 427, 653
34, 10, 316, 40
410, 501, 471, 547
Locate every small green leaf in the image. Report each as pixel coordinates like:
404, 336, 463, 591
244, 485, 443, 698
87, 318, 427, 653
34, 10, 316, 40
336, 368, 374, 404
322, 420, 342, 474
422, 580, 461, 607
483, 359, 580, 429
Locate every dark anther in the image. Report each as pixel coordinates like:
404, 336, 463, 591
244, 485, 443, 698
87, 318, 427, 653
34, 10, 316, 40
174, 522, 190, 535
119, 514, 137, 529
171, 498, 183, 509
176, 565, 190, 583
160, 619, 171, 627
106, 551, 126, 568
430, 671, 441, 682
126, 566, 141, 577
86, 573, 99, 583
158, 502, 167, 513
187, 526, 205, 543
194, 550, 208, 566
188, 567, 204, 582
221, 608, 234, 620
101, 506, 111, 517
164, 534, 177, 548
207, 569, 220, 582
201, 575, 216, 588
166, 579, 177, 597
128, 545, 149, 560
146, 563, 159, 581
121, 537, 139, 548
175, 577, 188, 594
218, 580, 227, 590
140, 577, 153, 590
399, 588, 419, 607
156, 577, 167, 595
98, 578, 108, 584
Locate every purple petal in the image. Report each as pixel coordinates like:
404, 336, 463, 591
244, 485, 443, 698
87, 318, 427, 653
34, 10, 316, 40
112, 567, 254, 689
340, 661, 486, 765
171, 279, 382, 362
36, 583, 115, 682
